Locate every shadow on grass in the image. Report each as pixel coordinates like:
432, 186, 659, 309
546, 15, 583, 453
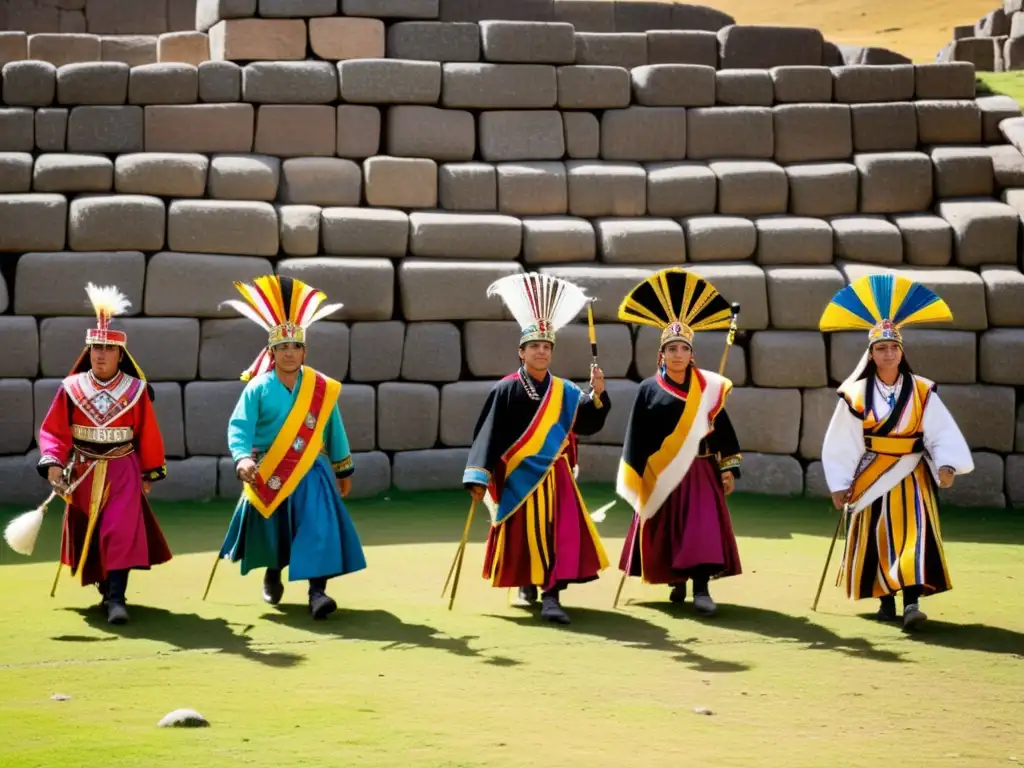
61, 605, 305, 668
260, 605, 522, 667
856, 615, 1024, 659
634, 602, 907, 664
487, 606, 751, 674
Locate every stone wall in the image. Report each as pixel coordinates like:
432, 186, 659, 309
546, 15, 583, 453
0, 3, 1022, 508
938, 1, 1024, 71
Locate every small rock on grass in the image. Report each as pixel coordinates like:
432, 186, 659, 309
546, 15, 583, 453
693, 706, 714, 716
158, 708, 209, 728
50, 693, 71, 701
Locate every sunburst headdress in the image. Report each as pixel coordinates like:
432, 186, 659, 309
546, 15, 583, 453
617, 268, 733, 349
220, 274, 343, 381
486, 273, 591, 346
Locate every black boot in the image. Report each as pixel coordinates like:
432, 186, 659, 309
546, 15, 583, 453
263, 568, 284, 605
96, 578, 109, 610
308, 576, 337, 620
106, 569, 129, 625
669, 582, 687, 603
540, 587, 570, 625
876, 594, 898, 621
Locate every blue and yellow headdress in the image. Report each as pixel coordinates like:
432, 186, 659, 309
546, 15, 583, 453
618, 267, 734, 349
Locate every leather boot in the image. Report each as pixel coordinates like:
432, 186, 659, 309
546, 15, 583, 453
263, 568, 284, 605
540, 587, 570, 625
308, 576, 337, 620
106, 569, 129, 625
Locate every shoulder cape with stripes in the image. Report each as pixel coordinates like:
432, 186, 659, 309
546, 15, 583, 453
483, 374, 584, 526
245, 366, 342, 519
617, 367, 731, 522
839, 373, 936, 514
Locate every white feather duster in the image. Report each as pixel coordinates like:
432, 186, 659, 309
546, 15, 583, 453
85, 283, 132, 322
486, 274, 591, 334
3, 494, 54, 556
589, 500, 616, 523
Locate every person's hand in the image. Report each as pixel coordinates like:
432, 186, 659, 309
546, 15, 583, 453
469, 484, 486, 502
47, 465, 64, 486
938, 466, 955, 488
721, 472, 735, 496
236, 458, 258, 484
143, 480, 151, 495
831, 489, 849, 510
337, 476, 352, 497
590, 365, 605, 397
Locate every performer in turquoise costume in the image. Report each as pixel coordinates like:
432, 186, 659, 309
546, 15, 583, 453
216, 274, 366, 620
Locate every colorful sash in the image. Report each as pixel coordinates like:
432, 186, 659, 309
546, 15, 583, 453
245, 367, 342, 519
617, 368, 730, 522
841, 374, 933, 513
490, 376, 582, 525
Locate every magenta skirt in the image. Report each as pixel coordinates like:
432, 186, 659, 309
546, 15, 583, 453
618, 456, 741, 584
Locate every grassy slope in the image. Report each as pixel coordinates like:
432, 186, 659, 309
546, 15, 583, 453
1, 489, 1022, 767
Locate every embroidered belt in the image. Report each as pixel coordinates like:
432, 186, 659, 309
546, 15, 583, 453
72, 425, 134, 443
73, 443, 134, 461
864, 435, 923, 456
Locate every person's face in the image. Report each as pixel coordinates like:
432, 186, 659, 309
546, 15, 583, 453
870, 340, 902, 373
89, 344, 121, 380
661, 341, 692, 376
519, 341, 552, 373
272, 342, 305, 373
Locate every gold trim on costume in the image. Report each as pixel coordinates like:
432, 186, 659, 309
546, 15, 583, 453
72, 425, 134, 443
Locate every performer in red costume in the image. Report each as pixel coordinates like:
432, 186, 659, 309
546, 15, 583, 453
36, 283, 172, 625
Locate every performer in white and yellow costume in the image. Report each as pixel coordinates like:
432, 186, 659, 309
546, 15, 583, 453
819, 274, 973, 631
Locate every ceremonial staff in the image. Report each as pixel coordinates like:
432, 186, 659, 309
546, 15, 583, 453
812, 502, 849, 612
613, 301, 741, 610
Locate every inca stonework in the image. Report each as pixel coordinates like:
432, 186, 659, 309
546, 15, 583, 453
0, 0, 1022, 508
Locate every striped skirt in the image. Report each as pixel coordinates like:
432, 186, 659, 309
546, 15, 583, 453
842, 461, 952, 600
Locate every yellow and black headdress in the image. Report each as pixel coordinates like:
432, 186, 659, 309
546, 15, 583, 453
618, 268, 735, 349
220, 274, 343, 381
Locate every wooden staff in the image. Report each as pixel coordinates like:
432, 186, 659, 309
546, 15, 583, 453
812, 503, 849, 612
442, 499, 478, 610
587, 302, 603, 409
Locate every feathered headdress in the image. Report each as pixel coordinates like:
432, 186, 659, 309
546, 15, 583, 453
618, 268, 733, 348
486, 273, 591, 346
221, 274, 344, 381
84, 283, 131, 348
819, 273, 953, 384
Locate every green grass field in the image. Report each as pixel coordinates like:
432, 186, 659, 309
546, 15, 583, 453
1, 488, 1022, 768
978, 72, 1024, 109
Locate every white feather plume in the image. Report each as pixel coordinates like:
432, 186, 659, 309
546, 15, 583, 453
305, 301, 345, 326
218, 299, 272, 330
589, 500, 616, 523
486, 274, 591, 333
84, 283, 131, 319
4, 502, 47, 556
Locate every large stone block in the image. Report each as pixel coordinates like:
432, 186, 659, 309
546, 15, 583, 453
634, 326, 747, 383
799, 387, 836, 460
128, 63, 199, 105
149, 382, 185, 458
849, 102, 918, 153
831, 65, 914, 103
1005, 454, 1024, 507
733, 453, 804, 496
208, 19, 307, 62
0, 453, 44, 506
889, 214, 952, 267
439, 380, 498, 446
726, 387, 802, 453
364, 156, 437, 209
387, 21, 480, 62
167, 200, 277, 256
0, 380, 34, 454
710, 160, 788, 215
195, 0, 258, 34
631, 64, 714, 107
68, 195, 165, 252
913, 62, 975, 100
980, 266, 1024, 327
338, 58, 442, 104
0, 153, 30, 194
979, 328, 1024, 385
838, 262, 989, 331
773, 104, 851, 163
462, 321, 518, 376
336, 104, 381, 159
854, 152, 933, 214
441, 62, 556, 108
521, 216, 595, 263
600, 106, 686, 162
15, 250, 145, 317
749, 330, 827, 388
158, 31, 210, 66
786, 162, 858, 218
348, 321, 405, 382
682, 216, 756, 263
347, 451, 391, 500
566, 160, 645, 217
0, 32, 28, 67
479, 110, 564, 161
198, 61, 241, 102
557, 65, 630, 109
939, 199, 1018, 267
916, 100, 982, 144
831, 215, 903, 265
0, 319, 38, 378
400, 322, 461, 382
67, 105, 143, 152
646, 30, 717, 66
803, 461, 829, 498
0, 194, 67, 252
308, 17, 384, 61
0, 109, 34, 152
595, 217, 684, 264
391, 448, 468, 492
242, 61, 338, 104
386, 105, 474, 161
101, 35, 159, 67
686, 106, 773, 159
939, 385, 1016, 452
278, 204, 320, 256
56, 62, 129, 106
399, 260, 523, 320
377, 382, 439, 451
770, 65, 832, 103
574, 32, 647, 68
930, 147, 993, 199
479, 20, 574, 63
563, 111, 599, 159
646, 161, 716, 217
408, 211, 521, 259
207, 154, 280, 201
255, 105, 335, 157
279, 157, 360, 206
28, 34, 101, 67
939, 453, 1004, 508
321, 206, 409, 257
144, 104, 254, 153
2, 61, 56, 108
754, 216, 832, 266
35, 109, 68, 152
32, 153, 112, 193
497, 162, 567, 215
438, 162, 495, 211
551, 0, 615, 32
714, 69, 773, 107
144, 252, 273, 318
114, 152, 208, 197
339, 383, 376, 452
183, 380, 246, 456
342, 0, 438, 17
977, 95, 1021, 144
278, 257, 395, 320
718, 25, 823, 69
